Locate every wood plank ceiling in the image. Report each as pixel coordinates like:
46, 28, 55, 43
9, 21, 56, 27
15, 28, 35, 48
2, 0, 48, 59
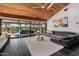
0, 3, 68, 21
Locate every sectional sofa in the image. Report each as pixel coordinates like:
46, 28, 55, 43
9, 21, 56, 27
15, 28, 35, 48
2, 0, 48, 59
43, 31, 79, 48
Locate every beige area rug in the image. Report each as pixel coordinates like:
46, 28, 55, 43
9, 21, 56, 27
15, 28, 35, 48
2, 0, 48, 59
22, 36, 64, 56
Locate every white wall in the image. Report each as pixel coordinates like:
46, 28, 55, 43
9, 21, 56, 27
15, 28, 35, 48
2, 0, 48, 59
47, 3, 79, 33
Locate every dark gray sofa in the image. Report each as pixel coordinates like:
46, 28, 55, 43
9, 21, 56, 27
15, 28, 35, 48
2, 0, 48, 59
43, 31, 79, 48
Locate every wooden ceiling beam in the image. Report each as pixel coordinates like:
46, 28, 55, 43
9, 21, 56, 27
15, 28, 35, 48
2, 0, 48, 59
0, 12, 47, 21
46, 3, 54, 9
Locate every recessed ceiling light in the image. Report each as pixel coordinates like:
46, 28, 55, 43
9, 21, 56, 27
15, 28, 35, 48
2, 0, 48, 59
41, 6, 45, 8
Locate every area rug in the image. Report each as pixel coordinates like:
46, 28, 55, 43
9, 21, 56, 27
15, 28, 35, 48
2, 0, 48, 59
22, 36, 64, 56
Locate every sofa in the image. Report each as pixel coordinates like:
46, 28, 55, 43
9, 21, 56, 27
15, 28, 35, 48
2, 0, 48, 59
20, 30, 36, 37
43, 31, 79, 48
0, 36, 8, 51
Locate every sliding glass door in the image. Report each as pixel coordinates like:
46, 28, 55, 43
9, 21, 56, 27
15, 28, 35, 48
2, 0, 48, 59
2, 20, 47, 38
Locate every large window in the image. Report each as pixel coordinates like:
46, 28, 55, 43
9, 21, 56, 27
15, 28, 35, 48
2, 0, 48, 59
2, 20, 47, 38
2, 20, 20, 37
